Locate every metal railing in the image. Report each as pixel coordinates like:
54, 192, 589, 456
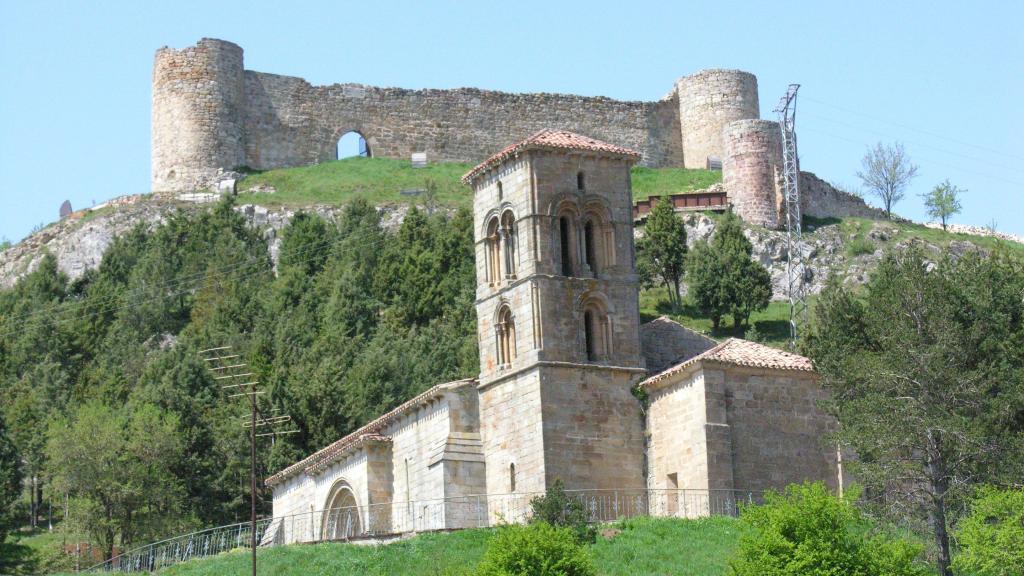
88, 488, 761, 572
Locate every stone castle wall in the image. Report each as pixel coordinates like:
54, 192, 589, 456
677, 70, 760, 169
152, 39, 247, 192
723, 119, 783, 228
150, 39, 765, 193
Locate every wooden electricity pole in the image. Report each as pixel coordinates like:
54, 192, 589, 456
201, 345, 295, 576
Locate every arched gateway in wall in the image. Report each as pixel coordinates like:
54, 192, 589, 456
321, 480, 362, 540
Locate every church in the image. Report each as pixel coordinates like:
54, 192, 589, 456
265, 130, 840, 543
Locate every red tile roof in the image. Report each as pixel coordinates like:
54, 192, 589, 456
265, 379, 476, 486
639, 338, 815, 390
462, 129, 642, 184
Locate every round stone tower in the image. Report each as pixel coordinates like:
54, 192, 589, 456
723, 119, 783, 229
675, 69, 759, 169
151, 38, 246, 193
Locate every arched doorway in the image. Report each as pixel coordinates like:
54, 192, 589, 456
322, 481, 362, 540
337, 131, 370, 159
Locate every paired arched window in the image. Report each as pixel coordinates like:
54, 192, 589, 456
501, 211, 516, 279
556, 209, 613, 278
582, 301, 611, 362
496, 305, 516, 368
485, 211, 517, 284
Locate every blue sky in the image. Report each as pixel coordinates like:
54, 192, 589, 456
1, 0, 1021, 242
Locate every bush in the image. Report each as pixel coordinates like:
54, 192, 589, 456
729, 482, 929, 576
476, 522, 595, 576
846, 236, 876, 257
952, 486, 1024, 576
529, 480, 595, 544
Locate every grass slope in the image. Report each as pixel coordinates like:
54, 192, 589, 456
237, 157, 721, 208
147, 517, 742, 576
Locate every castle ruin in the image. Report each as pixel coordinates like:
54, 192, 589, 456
152, 38, 880, 229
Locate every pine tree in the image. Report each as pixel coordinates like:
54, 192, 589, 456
637, 200, 687, 312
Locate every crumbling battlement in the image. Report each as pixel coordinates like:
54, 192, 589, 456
151, 38, 880, 228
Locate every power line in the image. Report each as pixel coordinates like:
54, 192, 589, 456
202, 345, 296, 576
801, 127, 1024, 188
801, 96, 1024, 163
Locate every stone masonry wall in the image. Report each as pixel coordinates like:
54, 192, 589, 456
800, 171, 886, 220
152, 39, 246, 192
715, 365, 840, 492
723, 119, 783, 228
241, 73, 678, 173
150, 39, 780, 193
676, 70, 760, 169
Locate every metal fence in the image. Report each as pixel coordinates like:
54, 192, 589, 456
87, 488, 760, 572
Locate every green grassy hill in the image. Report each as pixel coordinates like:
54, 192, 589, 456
149, 516, 744, 576
237, 157, 722, 208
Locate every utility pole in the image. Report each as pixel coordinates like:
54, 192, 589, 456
774, 84, 806, 344
201, 346, 295, 576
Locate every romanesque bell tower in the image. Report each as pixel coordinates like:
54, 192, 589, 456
462, 130, 647, 497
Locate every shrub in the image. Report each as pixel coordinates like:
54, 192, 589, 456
729, 482, 929, 576
952, 486, 1024, 576
476, 522, 595, 576
847, 236, 876, 257
529, 480, 595, 543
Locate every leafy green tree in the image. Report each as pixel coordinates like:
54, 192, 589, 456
637, 200, 687, 312
46, 401, 188, 560
952, 486, 1024, 576
921, 180, 964, 231
688, 211, 771, 330
0, 411, 22, 544
857, 141, 919, 219
729, 482, 930, 576
802, 249, 1024, 576
477, 522, 595, 576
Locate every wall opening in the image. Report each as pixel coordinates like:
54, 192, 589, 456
337, 131, 371, 159
322, 481, 362, 540
577, 171, 585, 191
583, 220, 597, 274
559, 216, 573, 276
509, 463, 517, 492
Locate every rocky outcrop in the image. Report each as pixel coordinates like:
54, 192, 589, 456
0, 197, 436, 288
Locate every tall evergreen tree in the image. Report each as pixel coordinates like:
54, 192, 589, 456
637, 199, 687, 312
803, 248, 1024, 576
688, 210, 771, 330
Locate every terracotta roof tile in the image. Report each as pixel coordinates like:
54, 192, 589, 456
639, 338, 815, 390
462, 129, 641, 184
265, 378, 476, 486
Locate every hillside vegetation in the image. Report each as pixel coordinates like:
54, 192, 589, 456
237, 156, 722, 207
153, 517, 744, 576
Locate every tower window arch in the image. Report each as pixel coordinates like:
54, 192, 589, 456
486, 217, 501, 284
559, 216, 574, 276
583, 220, 597, 275
581, 300, 611, 362
577, 171, 585, 192
500, 210, 517, 279
496, 305, 516, 368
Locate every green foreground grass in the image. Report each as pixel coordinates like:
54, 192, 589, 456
237, 157, 721, 209
147, 516, 742, 576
